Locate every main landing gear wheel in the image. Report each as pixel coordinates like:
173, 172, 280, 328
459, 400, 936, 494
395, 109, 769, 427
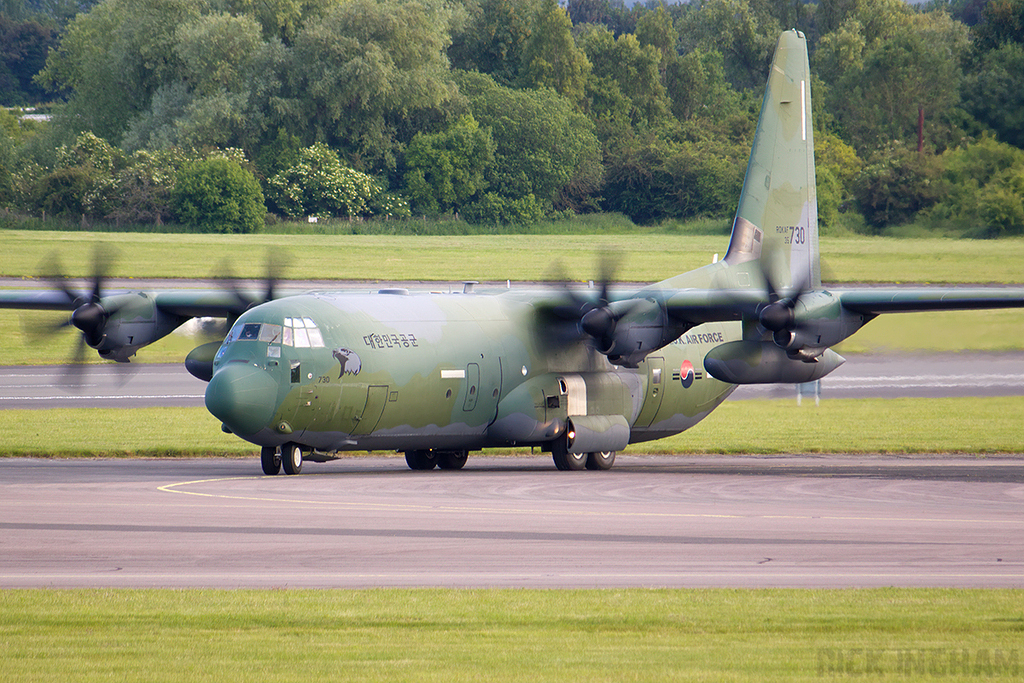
261, 446, 281, 475
405, 450, 437, 470
551, 437, 587, 471
282, 443, 303, 475
585, 451, 616, 470
437, 451, 469, 470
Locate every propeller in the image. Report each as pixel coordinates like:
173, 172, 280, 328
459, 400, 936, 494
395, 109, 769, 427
215, 251, 289, 318
34, 246, 129, 388
543, 254, 645, 360
752, 257, 818, 355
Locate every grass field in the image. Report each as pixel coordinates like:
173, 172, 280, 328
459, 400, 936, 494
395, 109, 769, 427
2, 589, 1022, 682
3, 396, 1022, 457
4, 229, 1024, 283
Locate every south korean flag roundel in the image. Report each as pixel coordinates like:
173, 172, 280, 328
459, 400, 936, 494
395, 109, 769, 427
680, 360, 695, 388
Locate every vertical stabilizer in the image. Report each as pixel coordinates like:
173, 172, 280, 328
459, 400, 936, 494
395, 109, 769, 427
724, 30, 819, 290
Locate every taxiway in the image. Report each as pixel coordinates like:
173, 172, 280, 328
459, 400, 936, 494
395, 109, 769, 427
1, 454, 1021, 589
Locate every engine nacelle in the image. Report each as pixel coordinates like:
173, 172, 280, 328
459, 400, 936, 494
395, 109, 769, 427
704, 340, 845, 385
92, 292, 190, 362
591, 298, 688, 368
768, 291, 873, 355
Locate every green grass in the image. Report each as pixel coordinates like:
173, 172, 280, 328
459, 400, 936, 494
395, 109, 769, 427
4, 229, 1024, 283
1, 589, 1022, 682
3, 397, 1022, 457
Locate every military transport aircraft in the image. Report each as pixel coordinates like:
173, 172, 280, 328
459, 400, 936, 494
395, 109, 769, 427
4, 30, 1024, 475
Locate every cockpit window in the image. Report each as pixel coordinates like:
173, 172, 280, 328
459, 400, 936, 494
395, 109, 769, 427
283, 317, 325, 348
239, 323, 261, 340
259, 324, 282, 343
221, 318, 325, 349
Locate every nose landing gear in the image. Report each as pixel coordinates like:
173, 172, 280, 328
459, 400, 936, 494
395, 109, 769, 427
260, 444, 303, 475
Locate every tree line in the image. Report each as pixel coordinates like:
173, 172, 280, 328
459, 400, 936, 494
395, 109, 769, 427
2, 0, 1024, 235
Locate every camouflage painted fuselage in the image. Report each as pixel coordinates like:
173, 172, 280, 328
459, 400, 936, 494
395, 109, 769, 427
206, 283, 740, 454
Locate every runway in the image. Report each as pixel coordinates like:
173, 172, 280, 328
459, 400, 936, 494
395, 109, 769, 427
1, 454, 1021, 589
3, 351, 1024, 408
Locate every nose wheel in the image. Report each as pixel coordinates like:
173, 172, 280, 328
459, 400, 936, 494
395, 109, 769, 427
261, 446, 281, 475
282, 443, 303, 475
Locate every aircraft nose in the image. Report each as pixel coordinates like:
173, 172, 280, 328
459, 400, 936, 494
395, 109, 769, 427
205, 362, 278, 436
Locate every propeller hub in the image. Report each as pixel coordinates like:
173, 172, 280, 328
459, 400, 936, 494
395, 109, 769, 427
759, 301, 794, 332
71, 302, 107, 345
580, 306, 615, 340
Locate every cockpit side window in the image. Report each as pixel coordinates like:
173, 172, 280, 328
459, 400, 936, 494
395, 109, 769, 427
239, 323, 261, 340
221, 317, 325, 350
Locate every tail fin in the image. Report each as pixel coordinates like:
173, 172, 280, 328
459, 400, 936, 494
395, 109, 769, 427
724, 30, 819, 290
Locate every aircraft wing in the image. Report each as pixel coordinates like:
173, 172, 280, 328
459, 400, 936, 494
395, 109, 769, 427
660, 288, 766, 324
835, 287, 1024, 314
151, 290, 268, 318
0, 288, 275, 318
656, 286, 1024, 325
0, 290, 81, 311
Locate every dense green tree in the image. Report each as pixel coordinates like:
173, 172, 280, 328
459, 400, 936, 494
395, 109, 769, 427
924, 135, 1024, 234
37, 0, 205, 142
816, 0, 910, 41
853, 143, 942, 228
976, 167, 1024, 235
448, 0, 533, 86
634, 3, 676, 64
29, 131, 127, 218
664, 48, 739, 121
602, 132, 746, 224
121, 31, 288, 153
105, 148, 190, 224
403, 115, 494, 216
280, 0, 460, 174
972, 0, 1024, 51
222, 0, 338, 44
519, 0, 591, 107
567, 0, 637, 36
266, 142, 407, 219
818, 9, 970, 154
0, 127, 15, 207
0, 15, 59, 104
456, 70, 601, 222
172, 155, 265, 232
175, 12, 262, 96
579, 25, 668, 126
963, 42, 1024, 148
815, 132, 862, 229
677, 0, 782, 89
